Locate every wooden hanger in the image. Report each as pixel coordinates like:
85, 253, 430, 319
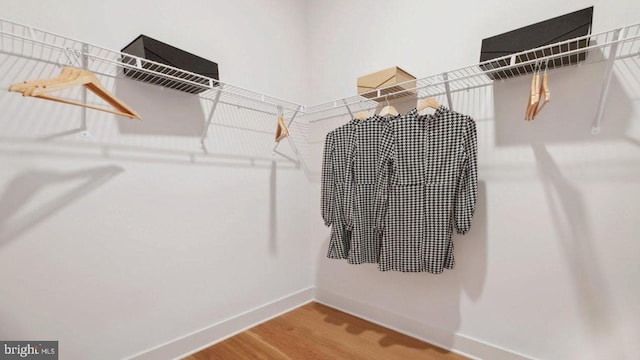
10, 67, 78, 94
417, 97, 440, 112
532, 61, 551, 119
275, 107, 290, 142
355, 111, 369, 120
525, 62, 541, 121
379, 105, 398, 117
378, 97, 398, 117
9, 66, 141, 119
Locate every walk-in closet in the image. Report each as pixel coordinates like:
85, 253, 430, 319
1, 1, 639, 359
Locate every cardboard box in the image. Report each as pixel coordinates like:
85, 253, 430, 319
357, 66, 416, 101
121, 35, 219, 94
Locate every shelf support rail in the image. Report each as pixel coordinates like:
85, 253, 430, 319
443, 72, 453, 111
27, 26, 37, 41
592, 28, 624, 135
80, 43, 89, 136
342, 99, 355, 119
200, 86, 223, 149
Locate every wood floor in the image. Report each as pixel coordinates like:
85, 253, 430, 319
184, 302, 467, 360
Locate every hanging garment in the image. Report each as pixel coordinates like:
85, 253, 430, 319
343, 114, 396, 264
374, 106, 478, 273
321, 120, 358, 259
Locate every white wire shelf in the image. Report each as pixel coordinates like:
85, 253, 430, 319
302, 22, 640, 123
0, 18, 304, 116
1, 17, 639, 137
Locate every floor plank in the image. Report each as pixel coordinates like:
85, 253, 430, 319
184, 302, 468, 360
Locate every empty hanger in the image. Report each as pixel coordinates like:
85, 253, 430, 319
275, 106, 290, 142
525, 61, 541, 121
10, 67, 78, 94
9, 66, 141, 119
378, 96, 398, 117
417, 97, 440, 112
532, 60, 551, 119
525, 61, 540, 120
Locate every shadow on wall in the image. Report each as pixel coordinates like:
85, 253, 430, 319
533, 145, 619, 356
0, 56, 306, 170
0, 165, 123, 247
114, 77, 204, 137
314, 181, 488, 351
448, 181, 488, 301
493, 58, 633, 145
491, 51, 639, 358
269, 160, 278, 255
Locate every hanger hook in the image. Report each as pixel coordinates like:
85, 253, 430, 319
385, 95, 390, 107
544, 58, 550, 74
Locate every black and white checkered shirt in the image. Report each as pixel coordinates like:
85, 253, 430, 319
321, 120, 358, 259
374, 106, 478, 273
343, 114, 395, 264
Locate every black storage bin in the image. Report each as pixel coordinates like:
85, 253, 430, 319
479, 7, 593, 80
121, 35, 219, 94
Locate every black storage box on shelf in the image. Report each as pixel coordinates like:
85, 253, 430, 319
121, 35, 219, 94
479, 7, 593, 80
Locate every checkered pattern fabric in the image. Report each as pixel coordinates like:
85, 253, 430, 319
374, 106, 478, 273
321, 120, 358, 259
343, 115, 395, 264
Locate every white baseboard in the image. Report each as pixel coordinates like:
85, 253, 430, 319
315, 288, 534, 360
125, 286, 532, 360
124, 287, 315, 360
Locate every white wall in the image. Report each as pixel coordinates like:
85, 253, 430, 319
0, 1, 312, 359
307, 1, 640, 359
